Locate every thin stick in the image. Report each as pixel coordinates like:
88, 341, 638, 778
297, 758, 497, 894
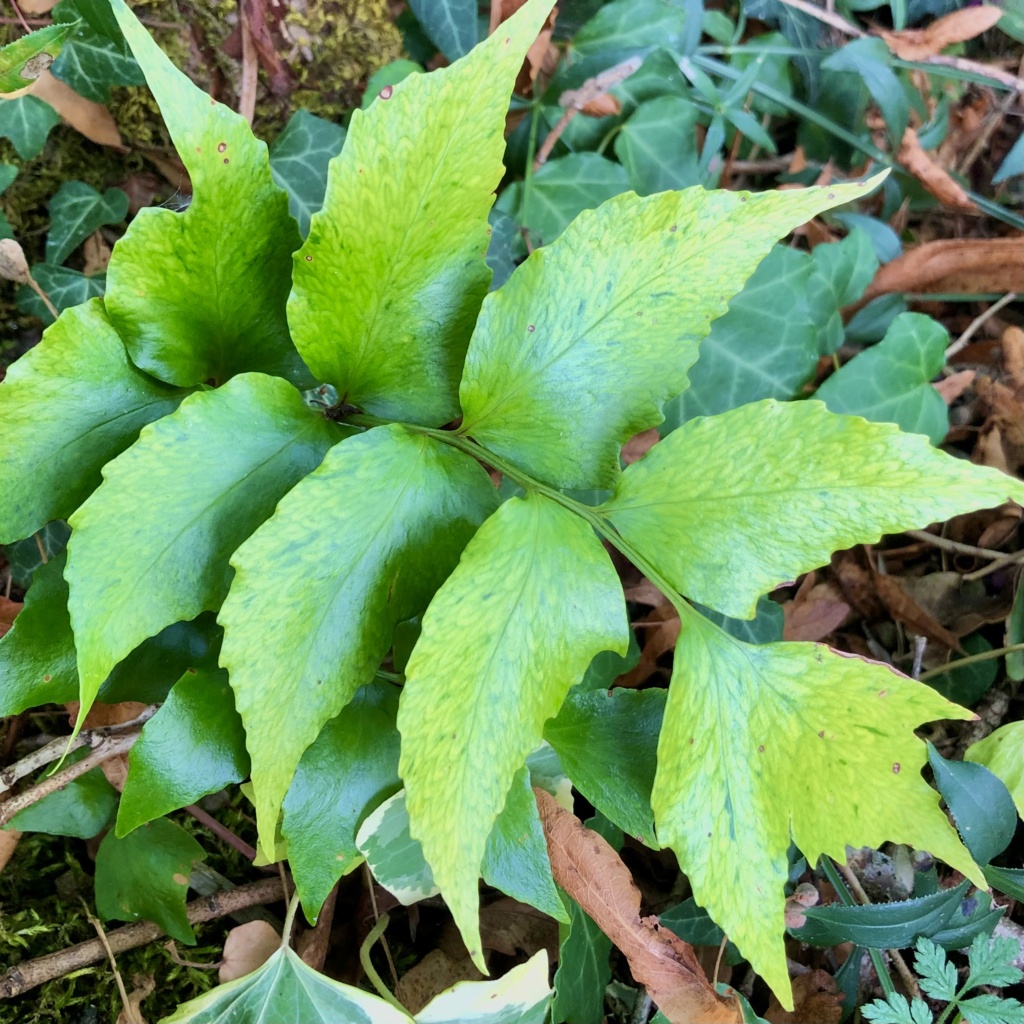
32, 532, 48, 565
237, 2, 257, 125
903, 529, 1014, 560
0, 877, 292, 999
0, 706, 156, 794
963, 550, 1024, 582
946, 292, 1019, 358
918, 641, 1024, 681
25, 275, 59, 322
186, 804, 257, 863
713, 935, 729, 986
488, 0, 502, 35
774, 0, 864, 37
0, 733, 140, 827
8, 0, 30, 33
364, 862, 398, 987
83, 902, 139, 1024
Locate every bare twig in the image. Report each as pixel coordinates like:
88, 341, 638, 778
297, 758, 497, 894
0, 877, 292, 999
83, 902, 140, 1024
0, 706, 156, 795
186, 804, 257, 863
946, 292, 1019, 359
903, 528, 1015, 561
8, 0, 31, 33
774, 0, 865, 37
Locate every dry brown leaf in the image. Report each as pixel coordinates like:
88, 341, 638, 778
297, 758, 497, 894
831, 550, 885, 620
31, 71, 125, 149
856, 238, 1024, 304
0, 596, 22, 639
871, 569, 964, 651
83, 231, 112, 276
64, 700, 148, 790
219, 920, 280, 982
621, 604, 679, 688
934, 369, 976, 405
624, 577, 669, 607
896, 128, 975, 211
581, 93, 621, 116
878, 6, 1002, 60
622, 428, 660, 464
115, 973, 154, 1024
764, 969, 843, 1024
0, 829, 21, 874
899, 571, 1012, 637
536, 788, 741, 1024
19, 0, 59, 11
782, 581, 852, 642
1003, 327, 1024, 391
395, 949, 484, 1015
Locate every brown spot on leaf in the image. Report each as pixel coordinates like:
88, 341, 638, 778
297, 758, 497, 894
172, 873, 189, 886
893, 762, 901, 774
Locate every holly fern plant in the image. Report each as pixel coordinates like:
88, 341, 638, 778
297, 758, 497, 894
1, 0, 1020, 1017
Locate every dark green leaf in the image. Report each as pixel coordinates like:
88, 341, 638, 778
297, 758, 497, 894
822, 39, 908, 144
0, 95, 60, 158
282, 682, 402, 919
925, 633, 998, 707
361, 59, 424, 107
486, 208, 518, 291
51, 5, 144, 102
94, 817, 206, 943
984, 865, 1024, 901
545, 688, 664, 846
268, 109, 345, 237
570, 0, 687, 60
552, 890, 613, 1024
16, 266, 105, 324
928, 743, 1016, 866
928, 890, 1003, 951
793, 880, 970, 948
575, 634, 641, 693
117, 669, 249, 835
7, 747, 116, 838
407, 0, 477, 61
1007, 580, 1024, 681
0, 300, 184, 543
0, 553, 77, 714
696, 596, 786, 644
46, 181, 128, 264
660, 898, 743, 964
815, 313, 949, 446
4, 520, 70, 588
614, 95, 702, 195
66, 372, 343, 724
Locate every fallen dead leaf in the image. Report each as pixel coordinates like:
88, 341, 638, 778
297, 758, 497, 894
899, 571, 1013, 637
581, 93, 621, 116
31, 71, 125, 150
897, 127, 975, 211
856, 238, 1024, 305
622, 428, 660, 464
764, 969, 843, 1024
115, 973, 154, 1024
621, 603, 680, 687
0, 829, 21, 874
535, 788, 741, 1024
82, 231, 112, 277
783, 581, 852, 642
64, 700, 149, 791
219, 920, 280, 982
878, 6, 1002, 60
935, 370, 976, 405
783, 883, 820, 930
395, 949, 484, 1015
870, 568, 964, 651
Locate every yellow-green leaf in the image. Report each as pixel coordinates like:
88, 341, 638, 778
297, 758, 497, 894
654, 607, 982, 1008
0, 22, 76, 96
458, 177, 883, 489
966, 722, 1024, 820
398, 493, 628, 968
602, 400, 1024, 619
220, 424, 497, 857
288, 0, 554, 425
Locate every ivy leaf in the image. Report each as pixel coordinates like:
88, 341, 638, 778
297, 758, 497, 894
282, 682, 402, 919
653, 608, 982, 1008
7, 747, 117, 838
0, 300, 184, 543
16, 265, 105, 324
51, 8, 144, 103
268, 109, 345, 237
0, 162, 16, 238
407, 0, 478, 61
0, 554, 78, 714
0, 94, 60, 158
66, 373, 341, 727
219, 425, 497, 857
552, 890, 613, 1024
614, 94, 702, 196
459, 177, 881, 490
288, 0, 554, 426
398, 492, 628, 969
966, 722, 1024, 819
356, 769, 565, 921
0, 22, 77, 96
815, 313, 950, 445
105, 0, 307, 388
46, 180, 128, 265
544, 687, 664, 846
602, 399, 1024, 619
117, 669, 249, 836
94, 817, 206, 943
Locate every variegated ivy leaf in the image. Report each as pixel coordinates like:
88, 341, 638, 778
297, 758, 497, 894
67, 374, 343, 728
220, 425, 497, 858
398, 492, 628, 969
655, 607, 982, 1009
288, 0, 554, 426
602, 399, 1024, 619
105, 0, 308, 387
0, 299, 184, 543
458, 175, 884, 489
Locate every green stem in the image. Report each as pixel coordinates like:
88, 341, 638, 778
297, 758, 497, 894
281, 893, 301, 948
359, 913, 407, 1013
917, 642, 1024, 682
